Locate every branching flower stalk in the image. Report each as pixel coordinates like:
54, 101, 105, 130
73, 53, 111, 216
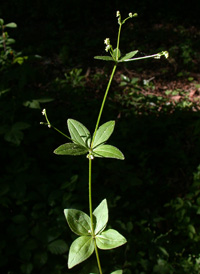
41, 10, 168, 274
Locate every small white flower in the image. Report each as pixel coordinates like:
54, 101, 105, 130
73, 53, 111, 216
42, 109, 46, 115
48, 124, 51, 128
116, 11, 120, 17
129, 12, 133, 17
105, 45, 111, 52
104, 38, 110, 45
163, 51, 169, 59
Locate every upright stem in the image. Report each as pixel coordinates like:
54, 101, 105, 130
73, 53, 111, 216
91, 21, 122, 147
91, 64, 117, 147
88, 158, 103, 274
116, 22, 122, 61
88, 19, 123, 274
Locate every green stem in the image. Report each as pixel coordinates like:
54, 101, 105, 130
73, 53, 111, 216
91, 21, 123, 147
88, 159, 103, 274
91, 64, 117, 147
116, 23, 122, 61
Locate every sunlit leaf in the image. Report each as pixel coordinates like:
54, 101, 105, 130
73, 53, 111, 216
93, 199, 108, 235
64, 209, 91, 236
93, 144, 124, 160
68, 236, 94, 269
92, 121, 115, 148
96, 229, 127, 250
113, 48, 121, 60
94, 56, 113, 61
54, 143, 88, 156
67, 119, 91, 148
119, 50, 138, 62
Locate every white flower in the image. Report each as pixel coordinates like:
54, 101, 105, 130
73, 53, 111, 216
104, 38, 110, 45
116, 11, 120, 17
163, 51, 169, 59
105, 45, 111, 52
42, 109, 46, 115
129, 12, 133, 17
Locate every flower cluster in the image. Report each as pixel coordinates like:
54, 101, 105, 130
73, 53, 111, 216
104, 38, 112, 52
154, 51, 169, 59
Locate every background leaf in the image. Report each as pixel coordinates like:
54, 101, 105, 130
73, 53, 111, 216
110, 270, 123, 274
54, 143, 88, 156
92, 121, 115, 148
93, 199, 108, 235
93, 144, 125, 160
96, 229, 127, 250
64, 209, 91, 236
67, 119, 91, 148
48, 239, 68, 255
5, 22, 17, 28
68, 236, 94, 269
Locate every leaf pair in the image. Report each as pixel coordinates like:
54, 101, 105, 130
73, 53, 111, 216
94, 49, 138, 63
54, 119, 124, 160
64, 199, 127, 268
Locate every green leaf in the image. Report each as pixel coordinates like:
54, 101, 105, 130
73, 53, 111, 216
67, 119, 91, 148
68, 236, 94, 269
92, 121, 115, 148
119, 50, 138, 62
48, 239, 68, 255
93, 199, 108, 235
94, 56, 114, 61
96, 229, 127, 250
64, 209, 91, 236
54, 143, 88, 156
110, 270, 123, 274
93, 144, 125, 160
5, 22, 17, 28
113, 48, 121, 60
0, 19, 4, 26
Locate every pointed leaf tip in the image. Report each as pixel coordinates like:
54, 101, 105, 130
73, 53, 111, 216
93, 144, 124, 160
54, 143, 88, 156
64, 209, 91, 236
96, 229, 127, 250
92, 121, 115, 148
67, 119, 91, 148
68, 236, 94, 268
93, 199, 108, 235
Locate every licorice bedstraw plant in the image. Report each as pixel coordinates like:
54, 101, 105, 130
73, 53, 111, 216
41, 11, 168, 274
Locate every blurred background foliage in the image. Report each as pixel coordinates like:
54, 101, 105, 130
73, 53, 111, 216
1, 0, 200, 273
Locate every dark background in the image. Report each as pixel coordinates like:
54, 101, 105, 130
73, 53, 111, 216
1, 1, 200, 274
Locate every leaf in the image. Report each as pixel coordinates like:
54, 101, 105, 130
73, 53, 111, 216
68, 236, 94, 269
93, 144, 125, 160
96, 229, 127, 250
67, 119, 91, 148
119, 50, 138, 61
64, 209, 91, 236
92, 121, 115, 148
94, 56, 114, 61
113, 48, 121, 60
5, 22, 17, 28
54, 143, 88, 156
0, 19, 4, 26
110, 270, 123, 274
93, 199, 108, 235
48, 239, 68, 255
